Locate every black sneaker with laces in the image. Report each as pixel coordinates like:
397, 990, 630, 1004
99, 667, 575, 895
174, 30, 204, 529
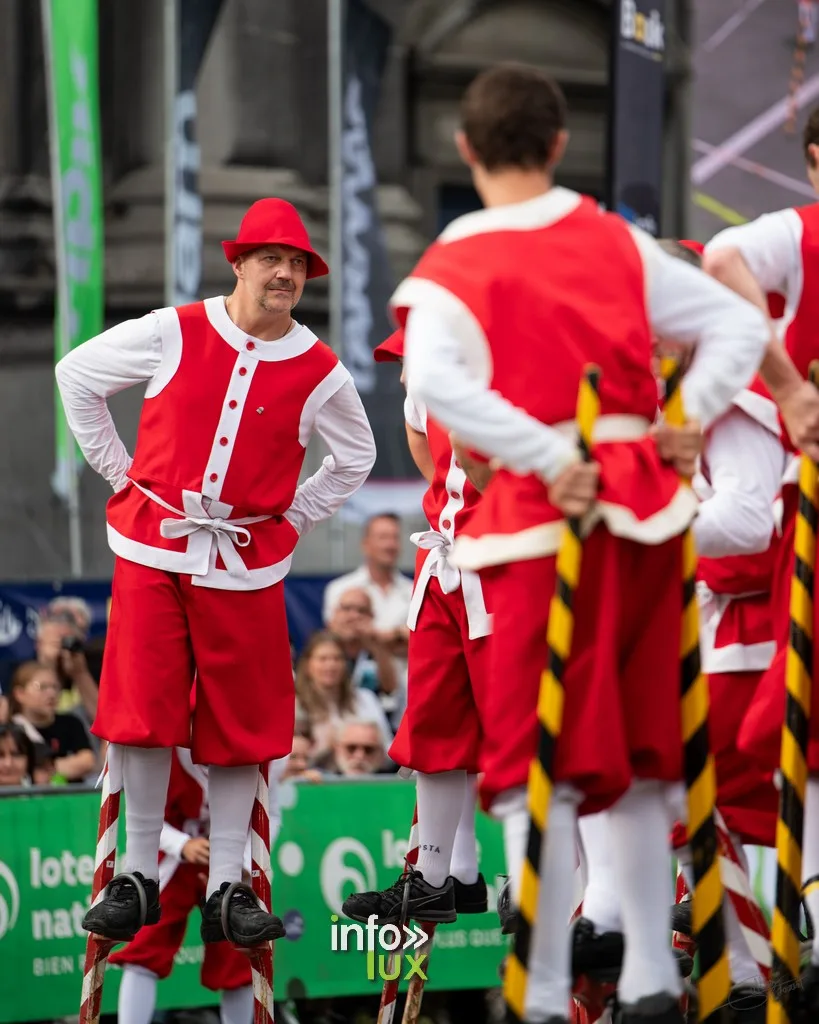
669, 899, 692, 937
571, 917, 625, 980
341, 867, 457, 924
497, 875, 517, 934
452, 873, 488, 914
200, 881, 286, 946
81, 871, 161, 941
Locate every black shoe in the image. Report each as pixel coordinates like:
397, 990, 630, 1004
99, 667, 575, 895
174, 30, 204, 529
670, 898, 692, 937
452, 873, 488, 914
497, 875, 517, 934
341, 867, 456, 924
81, 871, 160, 941
728, 983, 766, 1024
797, 962, 819, 1021
200, 881, 286, 946
572, 917, 625, 980
615, 991, 685, 1024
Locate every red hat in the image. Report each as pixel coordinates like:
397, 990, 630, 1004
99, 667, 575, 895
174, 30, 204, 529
222, 198, 329, 278
374, 329, 404, 363
679, 239, 705, 256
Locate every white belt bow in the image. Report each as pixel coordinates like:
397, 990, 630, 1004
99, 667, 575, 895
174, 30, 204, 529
407, 529, 492, 639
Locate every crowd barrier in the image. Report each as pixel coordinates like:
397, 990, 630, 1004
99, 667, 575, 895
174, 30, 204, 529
0, 777, 508, 1023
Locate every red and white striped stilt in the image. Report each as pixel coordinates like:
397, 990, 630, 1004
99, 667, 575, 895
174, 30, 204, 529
377, 806, 419, 1024
248, 762, 275, 1024
79, 755, 123, 1024
713, 814, 771, 982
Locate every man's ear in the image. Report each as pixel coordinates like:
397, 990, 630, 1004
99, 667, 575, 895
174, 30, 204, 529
455, 129, 477, 168
232, 256, 244, 280
548, 129, 570, 169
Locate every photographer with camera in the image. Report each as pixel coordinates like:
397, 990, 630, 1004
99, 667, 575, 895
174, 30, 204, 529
35, 608, 99, 723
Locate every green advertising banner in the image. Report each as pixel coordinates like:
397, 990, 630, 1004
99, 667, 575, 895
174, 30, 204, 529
41, 0, 105, 501
0, 781, 508, 1023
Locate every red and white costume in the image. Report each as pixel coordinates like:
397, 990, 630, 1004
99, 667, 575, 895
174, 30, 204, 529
690, 381, 785, 847
706, 206, 819, 774
109, 748, 285, 988
373, 331, 492, 774
394, 188, 769, 814
56, 298, 375, 765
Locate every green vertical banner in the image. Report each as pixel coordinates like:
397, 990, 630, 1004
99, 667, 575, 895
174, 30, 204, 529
42, 0, 104, 506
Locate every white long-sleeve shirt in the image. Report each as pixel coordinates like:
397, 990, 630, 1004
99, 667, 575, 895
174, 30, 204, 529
705, 208, 803, 320
693, 407, 785, 558
55, 310, 376, 537
403, 210, 770, 484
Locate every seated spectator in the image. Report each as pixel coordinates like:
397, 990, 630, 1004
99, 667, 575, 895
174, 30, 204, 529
283, 723, 323, 783
322, 513, 412, 655
35, 607, 99, 724
327, 587, 398, 697
31, 743, 59, 785
295, 632, 393, 762
316, 720, 387, 777
0, 722, 34, 787
10, 662, 95, 782
0, 692, 8, 724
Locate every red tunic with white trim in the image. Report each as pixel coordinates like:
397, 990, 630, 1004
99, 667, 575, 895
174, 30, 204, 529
394, 196, 695, 569
56, 296, 375, 592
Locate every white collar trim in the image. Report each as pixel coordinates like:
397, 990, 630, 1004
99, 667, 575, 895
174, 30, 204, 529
204, 296, 318, 361
438, 186, 583, 243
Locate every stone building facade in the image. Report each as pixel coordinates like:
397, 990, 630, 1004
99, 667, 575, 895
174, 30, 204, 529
0, 0, 692, 581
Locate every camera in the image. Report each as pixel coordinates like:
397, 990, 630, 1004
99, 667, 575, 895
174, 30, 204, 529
61, 636, 84, 655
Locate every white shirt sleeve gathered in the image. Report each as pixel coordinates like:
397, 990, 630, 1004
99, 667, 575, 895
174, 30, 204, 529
54, 313, 162, 492
284, 379, 376, 536
693, 408, 785, 558
705, 208, 803, 295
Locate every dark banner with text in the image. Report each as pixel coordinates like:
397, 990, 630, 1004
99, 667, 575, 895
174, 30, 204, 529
607, 0, 667, 236
169, 0, 224, 304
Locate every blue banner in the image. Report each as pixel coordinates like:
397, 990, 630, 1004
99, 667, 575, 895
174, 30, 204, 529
0, 577, 333, 691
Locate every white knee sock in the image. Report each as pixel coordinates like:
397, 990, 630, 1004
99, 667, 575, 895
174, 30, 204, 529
802, 777, 819, 966
608, 780, 682, 1005
121, 745, 173, 882
449, 774, 479, 884
208, 764, 260, 897
220, 984, 254, 1024
118, 965, 158, 1024
524, 785, 582, 1022
493, 787, 529, 902
415, 770, 468, 888
578, 811, 623, 932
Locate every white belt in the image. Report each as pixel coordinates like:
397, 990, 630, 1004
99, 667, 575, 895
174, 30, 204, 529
133, 482, 271, 579
551, 414, 652, 443
407, 529, 492, 640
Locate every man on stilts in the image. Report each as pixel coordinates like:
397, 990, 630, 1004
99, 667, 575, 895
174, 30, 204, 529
342, 328, 492, 925
387, 63, 801, 1024
704, 106, 819, 1010
56, 198, 376, 946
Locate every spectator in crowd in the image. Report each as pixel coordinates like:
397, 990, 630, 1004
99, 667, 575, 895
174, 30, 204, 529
9, 661, 95, 782
318, 720, 387, 777
294, 632, 392, 763
31, 743, 58, 785
283, 723, 323, 783
322, 513, 413, 654
0, 692, 8, 724
327, 587, 398, 698
0, 722, 34, 787
35, 606, 98, 723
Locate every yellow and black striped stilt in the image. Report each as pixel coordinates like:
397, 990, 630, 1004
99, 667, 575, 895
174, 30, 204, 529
503, 365, 601, 1024
767, 362, 819, 1024
662, 359, 731, 1024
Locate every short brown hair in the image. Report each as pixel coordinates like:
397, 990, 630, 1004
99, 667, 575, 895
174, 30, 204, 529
460, 63, 567, 172
656, 239, 702, 267
804, 106, 819, 167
